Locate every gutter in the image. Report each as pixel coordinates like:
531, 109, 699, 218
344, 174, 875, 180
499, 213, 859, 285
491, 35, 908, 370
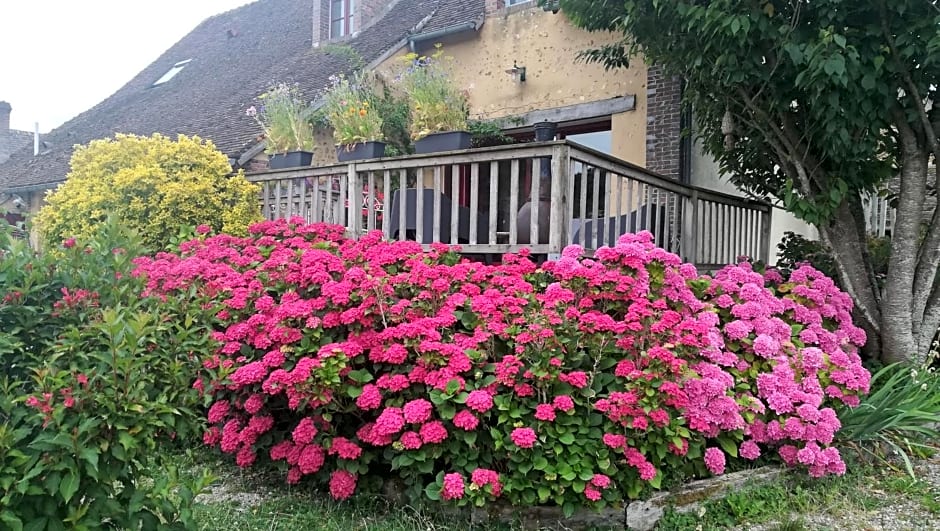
3, 181, 61, 193
408, 18, 483, 51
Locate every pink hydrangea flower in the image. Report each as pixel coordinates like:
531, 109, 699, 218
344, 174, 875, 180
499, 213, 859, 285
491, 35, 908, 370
207, 400, 230, 424
292, 417, 318, 445
329, 470, 357, 500
583, 485, 602, 501
552, 395, 575, 412
534, 404, 556, 422
471, 468, 500, 488
442, 472, 465, 500
373, 407, 405, 436
753, 334, 781, 358
740, 440, 761, 460
403, 398, 433, 424
453, 410, 479, 431
298, 444, 325, 474
400, 431, 422, 449
419, 420, 448, 444
704, 447, 726, 475
510, 427, 537, 448
591, 474, 611, 489
561, 371, 589, 388
356, 384, 382, 410
602, 433, 626, 449
329, 437, 362, 460
465, 390, 494, 413
243, 394, 265, 415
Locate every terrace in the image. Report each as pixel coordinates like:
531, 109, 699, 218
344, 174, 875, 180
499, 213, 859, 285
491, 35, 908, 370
246, 140, 772, 268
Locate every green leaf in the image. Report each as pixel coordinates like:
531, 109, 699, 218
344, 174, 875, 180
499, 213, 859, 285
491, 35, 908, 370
424, 482, 441, 501
538, 486, 551, 502
0, 511, 23, 531
347, 369, 373, 383
59, 472, 79, 503
24, 517, 47, 531
717, 437, 739, 458
558, 432, 576, 445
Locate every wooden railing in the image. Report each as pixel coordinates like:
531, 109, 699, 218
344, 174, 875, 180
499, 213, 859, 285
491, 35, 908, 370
245, 141, 772, 267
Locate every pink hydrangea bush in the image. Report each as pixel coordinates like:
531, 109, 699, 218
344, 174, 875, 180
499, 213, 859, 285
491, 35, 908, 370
133, 218, 869, 514
701, 261, 870, 477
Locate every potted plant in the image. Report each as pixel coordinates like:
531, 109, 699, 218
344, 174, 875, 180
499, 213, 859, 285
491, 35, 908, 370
322, 73, 386, 162
399, 45, 471, 154
246, 83, 316, 169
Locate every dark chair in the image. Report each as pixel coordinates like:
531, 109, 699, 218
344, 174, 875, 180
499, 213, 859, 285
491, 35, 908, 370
386, 189, 490, 244
571, 203, 671, 249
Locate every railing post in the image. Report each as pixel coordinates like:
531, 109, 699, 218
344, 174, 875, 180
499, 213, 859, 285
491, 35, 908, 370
548, 144, 570, 259
682, 189, 699, 264
347, 163, 361, 238
759, 207, 772, 264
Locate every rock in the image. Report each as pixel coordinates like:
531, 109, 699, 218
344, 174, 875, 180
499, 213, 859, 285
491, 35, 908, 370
625, 500, 664, 531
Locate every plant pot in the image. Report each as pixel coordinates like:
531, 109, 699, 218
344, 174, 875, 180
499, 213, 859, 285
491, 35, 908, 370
533, 121, 557, 142
336, 141, 386, 162
413, 131, 472, 154
269, 151, 314, 169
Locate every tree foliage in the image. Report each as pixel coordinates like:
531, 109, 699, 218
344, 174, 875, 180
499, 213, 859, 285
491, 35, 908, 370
550, 0, 940, 363
36, 133, 261, 250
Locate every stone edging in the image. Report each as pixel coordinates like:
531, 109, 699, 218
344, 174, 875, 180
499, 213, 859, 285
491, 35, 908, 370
468, 466, 785, 530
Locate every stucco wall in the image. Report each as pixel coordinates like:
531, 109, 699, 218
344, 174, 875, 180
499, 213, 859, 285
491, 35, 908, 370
689, 135, 816, 265
377, 6, 648, 166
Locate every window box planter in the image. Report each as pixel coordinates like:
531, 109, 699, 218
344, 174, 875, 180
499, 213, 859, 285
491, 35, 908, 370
336, 141, 386, 162
413, 131, 472, 154
269, 151, 314, 169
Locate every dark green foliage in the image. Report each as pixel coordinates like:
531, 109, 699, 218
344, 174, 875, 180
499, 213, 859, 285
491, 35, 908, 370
775, 232, 838, 281
0, 219, 214, 530
468, 120, 516, 148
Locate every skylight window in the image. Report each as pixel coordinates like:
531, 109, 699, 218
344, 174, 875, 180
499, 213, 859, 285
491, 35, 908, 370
153, 59, 192, 86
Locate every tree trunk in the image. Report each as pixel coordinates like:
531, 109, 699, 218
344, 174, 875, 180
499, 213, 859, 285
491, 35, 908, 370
880, 117, 928, 364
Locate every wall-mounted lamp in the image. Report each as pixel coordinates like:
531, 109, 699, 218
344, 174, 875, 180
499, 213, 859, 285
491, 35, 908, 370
506, 61, 526, 83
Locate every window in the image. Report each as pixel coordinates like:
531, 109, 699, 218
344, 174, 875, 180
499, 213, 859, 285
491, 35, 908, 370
330, 0, 355, 38
507, 0, 533, 5
152, 59, 191, 86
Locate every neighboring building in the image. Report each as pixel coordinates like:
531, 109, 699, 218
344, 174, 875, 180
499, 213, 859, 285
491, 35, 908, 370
0, 0, 814, 260
0, 101, 33, 230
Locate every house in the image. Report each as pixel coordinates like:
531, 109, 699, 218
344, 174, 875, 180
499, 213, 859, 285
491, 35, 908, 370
0, 0, 814, 264
0, 101, 33, 232
0, 0, 475, 216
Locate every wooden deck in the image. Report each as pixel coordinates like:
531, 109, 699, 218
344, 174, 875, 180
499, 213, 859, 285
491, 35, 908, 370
245, 140, 772, 268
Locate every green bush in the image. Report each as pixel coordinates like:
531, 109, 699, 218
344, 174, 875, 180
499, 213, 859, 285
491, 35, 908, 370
34, 133, 261, 251
836, 352, 940, 477
0, 220, 214, 530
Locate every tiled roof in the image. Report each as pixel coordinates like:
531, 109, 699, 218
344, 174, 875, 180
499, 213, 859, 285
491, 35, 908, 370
0, 0, 484, 192
416, 0, 485, 34
0, 130, 32, 166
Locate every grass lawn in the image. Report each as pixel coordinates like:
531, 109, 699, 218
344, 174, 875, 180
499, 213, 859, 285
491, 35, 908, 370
181, 448, 939, 531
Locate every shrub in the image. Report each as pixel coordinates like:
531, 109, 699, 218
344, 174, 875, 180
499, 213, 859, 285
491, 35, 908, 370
0, 220, 213, 529
133, 219, 870, 515
836, 354, 940, 476
35, 133, 261, 250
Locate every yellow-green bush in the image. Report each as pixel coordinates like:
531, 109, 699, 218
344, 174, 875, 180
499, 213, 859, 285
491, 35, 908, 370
36, 133, 261, 249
